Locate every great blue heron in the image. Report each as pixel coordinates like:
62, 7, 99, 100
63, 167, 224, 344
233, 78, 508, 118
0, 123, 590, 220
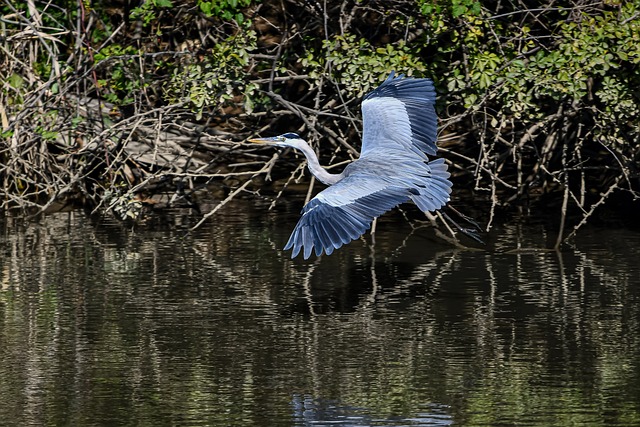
249, 71, 453, 259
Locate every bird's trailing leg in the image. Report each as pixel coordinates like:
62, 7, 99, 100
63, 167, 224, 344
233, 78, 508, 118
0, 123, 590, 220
441, 206, 484, 245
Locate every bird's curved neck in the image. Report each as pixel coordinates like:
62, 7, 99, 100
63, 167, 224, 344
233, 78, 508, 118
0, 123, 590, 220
295, 142, 342, 185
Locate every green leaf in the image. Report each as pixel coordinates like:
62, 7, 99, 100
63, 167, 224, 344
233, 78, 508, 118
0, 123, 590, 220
452, 5, 466, 17
8, 73, 24, 89
199, 2, 212, 16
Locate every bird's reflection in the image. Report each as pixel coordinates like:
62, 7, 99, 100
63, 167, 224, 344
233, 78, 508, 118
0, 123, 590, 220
291, 394, 454, 427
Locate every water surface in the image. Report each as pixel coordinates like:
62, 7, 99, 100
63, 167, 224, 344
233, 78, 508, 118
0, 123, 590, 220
1, 200, 639, 426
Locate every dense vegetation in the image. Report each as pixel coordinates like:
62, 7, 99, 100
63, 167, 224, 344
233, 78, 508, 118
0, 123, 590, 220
1, 0, 639, 243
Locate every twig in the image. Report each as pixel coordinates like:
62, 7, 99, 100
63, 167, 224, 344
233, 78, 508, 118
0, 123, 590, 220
563, 175, 622, 242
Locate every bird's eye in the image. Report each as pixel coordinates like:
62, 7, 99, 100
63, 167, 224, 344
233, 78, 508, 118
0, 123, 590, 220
281, 132, 299, 139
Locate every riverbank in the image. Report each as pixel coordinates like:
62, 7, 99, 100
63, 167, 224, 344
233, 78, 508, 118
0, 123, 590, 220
2, 0, 638, 245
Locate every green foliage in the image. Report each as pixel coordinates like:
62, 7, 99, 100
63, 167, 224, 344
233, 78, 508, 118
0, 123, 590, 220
131, 0, 174, 27
132, 0, 250, 26
32, 111, 61, 143
164, 27, 262, 119
419, 0, 482, 19
198, 0, 252, 22
300, 34, 428, 97
426, 1, 640, 141
36, 126, 58, 141
95, 45, 144, 106
5, 73, 26, 105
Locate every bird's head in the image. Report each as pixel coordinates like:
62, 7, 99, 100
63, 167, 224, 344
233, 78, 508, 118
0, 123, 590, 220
248, 132, 306, 149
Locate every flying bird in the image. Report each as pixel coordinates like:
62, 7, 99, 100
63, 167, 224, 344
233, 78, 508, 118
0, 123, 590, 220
249, 71, 452, 259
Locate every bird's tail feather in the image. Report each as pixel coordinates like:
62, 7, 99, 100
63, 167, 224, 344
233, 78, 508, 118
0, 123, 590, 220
410, 158, 452, 212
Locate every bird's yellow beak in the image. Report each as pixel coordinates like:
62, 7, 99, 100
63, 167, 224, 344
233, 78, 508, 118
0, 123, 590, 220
248, 137, 278, 144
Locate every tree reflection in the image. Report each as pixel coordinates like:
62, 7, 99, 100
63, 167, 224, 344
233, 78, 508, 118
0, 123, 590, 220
1, 206, 639, 426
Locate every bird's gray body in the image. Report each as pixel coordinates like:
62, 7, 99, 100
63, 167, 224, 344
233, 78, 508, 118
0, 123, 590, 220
251, 72, 452, 259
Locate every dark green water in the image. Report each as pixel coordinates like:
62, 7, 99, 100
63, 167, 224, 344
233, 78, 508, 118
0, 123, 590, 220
1, 200, 639, 426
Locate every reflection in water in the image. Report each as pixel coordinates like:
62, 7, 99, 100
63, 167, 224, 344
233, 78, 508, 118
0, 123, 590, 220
1, 201, 639, 426
291, 394, 453, 426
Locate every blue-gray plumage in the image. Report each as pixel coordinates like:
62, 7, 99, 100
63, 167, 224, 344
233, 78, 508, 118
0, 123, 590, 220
249, 71, 452, 259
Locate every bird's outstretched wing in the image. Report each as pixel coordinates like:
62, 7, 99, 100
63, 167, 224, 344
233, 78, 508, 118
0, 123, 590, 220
284, 173, 409, 259
361, 71, 438, 158
284, 156, 452, 259
358, 72, 451, 225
